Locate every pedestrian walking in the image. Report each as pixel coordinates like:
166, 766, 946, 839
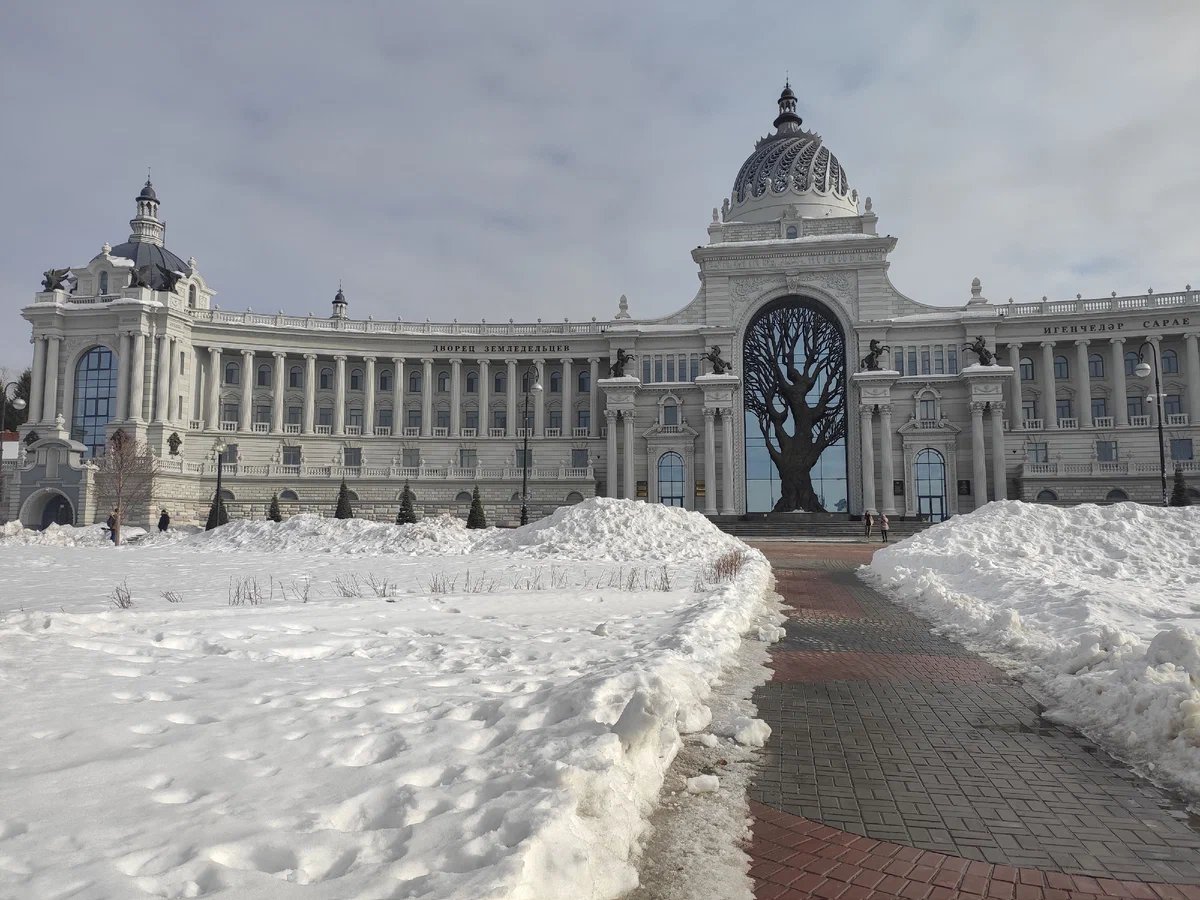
864, 512, 874, 541
158, 509, 170, 532
880, 513, 889, 543
106, 509, 117, 544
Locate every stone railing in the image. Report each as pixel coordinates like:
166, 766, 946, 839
1022, 459, 1200, 476
187, 307, 612, 335
1000, 287, 1197, 318
1093, 416, 1114, 428
1057, 417, 1079, 429
157, 458, 595, 481
1167, 414, 1191, 426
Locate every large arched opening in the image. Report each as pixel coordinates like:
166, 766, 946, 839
914, 448, 948, 522
742, 296, 848, 512
19, 488, 75, 531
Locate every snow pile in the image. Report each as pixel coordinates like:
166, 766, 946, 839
0, 500, 775, 899
864, 500, 1200, 796
477, 497, 746, 560
0, 522, 145, 547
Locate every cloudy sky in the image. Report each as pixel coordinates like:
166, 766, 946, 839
2, 1, 1198, 375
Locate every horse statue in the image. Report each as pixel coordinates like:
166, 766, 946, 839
860, 339, 891, 371
963, 335, 996, 366
703, 345, 730, 374
609, 348, 634, 378
41, 268, 71, 292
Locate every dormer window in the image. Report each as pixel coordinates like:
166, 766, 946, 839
188, 284, 197, 308
99, 272, 108, 294
785, 225, 798, 239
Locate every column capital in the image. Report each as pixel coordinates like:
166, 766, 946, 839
391, 356, 405, 365
1040, 340, 1056, 349
588, 356, 601, 364
858, 403, 876, 417
702, 407, 718, 418
477, 357, 490, 367
1006, 340, 1022, 349
208, 345, 221, 356
876, 404, 893, 417
533, 358, 545, 366
272, 350, 287, 359
362, 355, 377, 363
969, 400, 989, 414
241, 348, 254, 358
448, 357, 462, 366
1110, 336, 1126, 345
604, 408, 619, 420
303, 352, 318, 361
988, 400, 1007, 412
421, 357, 435, 365
45, 334, 63, 344
1074, 339, 1091, 348
1147, 334, 1162, 344
334, 354, 347, 362
1183, 332, 1200, 342
561, 357, 573, 366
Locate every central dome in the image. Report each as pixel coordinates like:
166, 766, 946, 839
728, 85, 858, 224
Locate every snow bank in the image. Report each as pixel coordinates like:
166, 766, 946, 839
182, 512, 478, 555
0, 522, 145, 547
864, 500, 1200, 797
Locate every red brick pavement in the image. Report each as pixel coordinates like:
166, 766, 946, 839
767, 650, 1007, 685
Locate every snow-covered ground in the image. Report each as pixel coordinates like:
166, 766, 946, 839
0, 499, 775, 899
864, 501, 1200, 800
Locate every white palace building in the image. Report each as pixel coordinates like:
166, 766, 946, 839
5, 85, 1199, 529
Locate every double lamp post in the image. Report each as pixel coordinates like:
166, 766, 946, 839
519, 364, 543, 525
1134, 342, 1169, 507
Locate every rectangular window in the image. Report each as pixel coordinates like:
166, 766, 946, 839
577, 409, 590, 429
255, 405, 271, 424
402, 448, 420, 468
947, 347, 959, 375
1091, 397, 1108, 419
654, 355, 663, 383
1127, 395, 1144, 421
1164, 394, 1184, 416
920, 349, 931, 375
919, 398, 936, 420
282, 445, 301, 467
286, 405, 302, 425
907, 350, 917, 374
1022, 400, 1037, 421
465, 409, 479, 430
548, 409, 562, 429
219, 443, 238, 466
1056, 399, 1073, 421
690, 355, 699, 381
407, 408, 422, 428
377, 408, 393, 428
1096, 440, 1118, 462
493, 409, 507, 429
318, 407, 333, 427
666, 357, 675, 382
516, 448, 532, 468
459, 449, 477, 468
893, 346, 903, 375
642, 357, 652, 383
222, 403, 239, 423
1028, 441, 1048, 464
571, 449, 589, 468
436, 409, 450, 428
933, 346, 945, 375
348, 409, 363, 427
1171, 438, 1194, 461
343, 447, 362, 468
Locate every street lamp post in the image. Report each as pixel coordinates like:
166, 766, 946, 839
1134, 342, 1169, 506
208, 437, 228, 529
519, 365, 543, 526
1, 382, 28, 513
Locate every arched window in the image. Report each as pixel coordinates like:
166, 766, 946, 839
466, 371, 478, 393
1088, 354, 1104, 378
1053, 356, 1069, 379
1035, 489, 1058, 503
494, 371, 507, 393
224, 361, 240, 385
511, 491, 522, 502
455, 491, 473, 502
657, 452, 684, 507
1105, 488, 1129, 503
350, 368, 363, 391
71, 346, 117, 458
1162, 349, 1179, 374
565, 491, 584, 504
345, 489, 359, 502
218, 489, 235, 501
98, 272, 108, 294
319, 367, 333, 390
1019, 357, 1034, 381
437, 372, 450, 392
257, 364, 271, 387
785, 225, 799, 239
914, 448, 947, 522
379, 369, 392, 391
662, 400, 679, 426
279, 489, 299, 501
549, 371, 561, 393
188, 284, 197, 308
409, 371, 422, 393
1125, 351, 1140, 376
289, 366, 303, 388
578, 370, 590, 393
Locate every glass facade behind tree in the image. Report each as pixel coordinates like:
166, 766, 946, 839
70, 346, 117, 458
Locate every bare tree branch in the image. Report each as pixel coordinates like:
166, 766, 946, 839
94, 430, 159, 545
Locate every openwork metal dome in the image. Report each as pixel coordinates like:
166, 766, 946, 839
728, 85, 859, 224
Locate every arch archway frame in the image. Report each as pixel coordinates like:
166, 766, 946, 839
732, 285, 862, 516
19, 487, 76, 530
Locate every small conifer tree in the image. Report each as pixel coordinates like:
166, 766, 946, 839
467, 484, 487, 529
268, 493, 282, 522
334, 480, 354, 519
205, 493, 229, 530
1170, 466, 1192, 507
396, 481, 417, 525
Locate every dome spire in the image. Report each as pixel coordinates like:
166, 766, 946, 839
332, 282, 348, 319
129, 171, 164, 246
773, 81, 803, 134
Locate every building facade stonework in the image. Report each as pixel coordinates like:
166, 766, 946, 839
7, 87, 1199, 528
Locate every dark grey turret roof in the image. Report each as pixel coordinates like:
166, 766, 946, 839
107, 241, 190, 290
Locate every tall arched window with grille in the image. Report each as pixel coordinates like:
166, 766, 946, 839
657, 451, 685, 507
71, 346, 118, 457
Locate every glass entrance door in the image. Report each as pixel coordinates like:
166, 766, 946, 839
914, 448, 947, 522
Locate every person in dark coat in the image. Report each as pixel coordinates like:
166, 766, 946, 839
106, 510, 117, 543
864, 512, 874, 540
158, 509, 170, 532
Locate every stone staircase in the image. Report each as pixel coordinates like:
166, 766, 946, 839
707, 512, 935, 542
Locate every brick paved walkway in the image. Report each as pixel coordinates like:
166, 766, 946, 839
745, 542, 1200, 900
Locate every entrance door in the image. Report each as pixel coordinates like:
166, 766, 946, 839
914, 448, 947, 523
40, 494, 74, 530
657, 452, 685, 507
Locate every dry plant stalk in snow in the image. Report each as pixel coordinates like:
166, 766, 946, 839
161, 591, 183, 604
109, 580, 134, 609
94, 430, 159, 546
333, 574, 362, 598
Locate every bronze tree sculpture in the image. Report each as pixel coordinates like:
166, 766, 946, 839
743, 299, 846, 512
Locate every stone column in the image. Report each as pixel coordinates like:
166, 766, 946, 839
1007, 343, 1023, 427
506, 359, 518, 437
991, 403, 1007, 501
333, 355, 347, 435
859, 405, 877, 515
622, 411, 635, 500
153, 334, 171, 423
561, 359, 573, 434
167, 341, 179, 424
720, 410, 735, 515
1074, 340, 1092, 427
129, 332, 146, 422
239, 349, 253, 432
303, 354, 316, 434
1185, 333, 1200, 422
205, 346, 221, 430
970, 401, 988, 506
589, 358, 600, 437
605, 410, 619, 497
703, 408, 718, 515
1111, 337, 1128, 426
392, 358, 405, 433
534, 359, 545, 435
449, 358, 461, 436
363, 357, 376, 435
478, 359, 490, 434
879, 404, 896, 515
1040, 341, 1057, 428
28, 337, 46, 424
41, 336, 61, 424
420, 358, 433, 436
271, 352, 286, 433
